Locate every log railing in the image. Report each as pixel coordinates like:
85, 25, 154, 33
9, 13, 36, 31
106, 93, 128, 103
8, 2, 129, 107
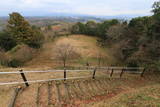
0, 66, 145, 86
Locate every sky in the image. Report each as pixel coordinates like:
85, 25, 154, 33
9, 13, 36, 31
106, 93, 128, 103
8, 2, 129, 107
0, 0, 158, 16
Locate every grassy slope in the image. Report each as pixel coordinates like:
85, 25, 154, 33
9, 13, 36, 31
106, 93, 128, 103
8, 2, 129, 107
0, 70, 159, 107
26, 35, 116, 69
85, 84, 160, 107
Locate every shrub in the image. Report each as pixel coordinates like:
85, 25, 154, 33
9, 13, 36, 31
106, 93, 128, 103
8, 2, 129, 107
0, 31, 17, 51
8, 59, 23, 67
8, 44, 37, 67
0, 49, 9, 66
126, 59, 139, 67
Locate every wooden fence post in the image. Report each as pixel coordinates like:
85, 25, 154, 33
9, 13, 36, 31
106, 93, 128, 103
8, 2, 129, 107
92, 68, 97, 79
141, 68, 146, 77
120, 68, 125, 78
64, 68, 66, 81
19, 69, 29, 87
110, 69, 114, 77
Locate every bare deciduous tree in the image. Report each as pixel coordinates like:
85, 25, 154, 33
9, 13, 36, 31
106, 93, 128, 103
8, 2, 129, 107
55, 43, 80, 68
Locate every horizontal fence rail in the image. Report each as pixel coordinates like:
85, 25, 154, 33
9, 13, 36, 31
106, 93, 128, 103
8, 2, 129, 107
0, 76, 91, 86
0, 70, 93, 74
95, 67, 144, 70
0, 66, 145, 86
0, 67, 143, 74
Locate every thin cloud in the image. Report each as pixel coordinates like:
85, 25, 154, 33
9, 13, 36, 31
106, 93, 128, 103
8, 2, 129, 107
0, 0, 158, 16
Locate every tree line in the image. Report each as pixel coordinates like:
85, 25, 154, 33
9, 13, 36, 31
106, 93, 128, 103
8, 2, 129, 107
71, 1, 160, 71
71, 19, 120, 45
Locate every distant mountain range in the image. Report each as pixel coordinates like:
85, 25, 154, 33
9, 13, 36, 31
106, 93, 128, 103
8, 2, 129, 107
28, 12, 149, 20
0, 13, 150, 30
0, 12, 150, 20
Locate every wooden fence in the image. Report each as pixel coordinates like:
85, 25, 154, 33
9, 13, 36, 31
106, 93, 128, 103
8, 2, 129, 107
0, 66, 145, 87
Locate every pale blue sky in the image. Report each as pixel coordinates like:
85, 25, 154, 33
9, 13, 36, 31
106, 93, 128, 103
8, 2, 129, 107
0, 0, 158, 16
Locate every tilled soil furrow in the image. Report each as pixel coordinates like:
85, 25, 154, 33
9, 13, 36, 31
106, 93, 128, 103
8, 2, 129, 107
67, 83, 77, 99
58, 83, 70, 106
84, 80, 96, 97
64, 83, 71, 100
79, 81, 92, 99
70, 82, 82, 100
87, 81, 99, 96
48, 82, 51, 105
66, 82, 84, 106
38, 83, 49, 107
14, 85, 38, 107
48, 81, 57, 106
94, 80, 105, 93
97, 80, 108, 91
77, 81, 90, 99
90, 80, 103, 95
55, 83, 61, 107
73, 82, 85, 100
92, 80, 104, 93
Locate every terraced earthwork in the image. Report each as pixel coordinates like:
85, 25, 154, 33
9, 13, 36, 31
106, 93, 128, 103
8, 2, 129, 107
10, 75, 160, 107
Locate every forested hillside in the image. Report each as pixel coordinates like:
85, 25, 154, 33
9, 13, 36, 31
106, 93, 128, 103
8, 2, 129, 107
71, 1, 160, 71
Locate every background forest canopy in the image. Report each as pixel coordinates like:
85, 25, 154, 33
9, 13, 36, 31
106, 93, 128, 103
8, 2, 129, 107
71, 1, 160, 70
0, 1, 159, 71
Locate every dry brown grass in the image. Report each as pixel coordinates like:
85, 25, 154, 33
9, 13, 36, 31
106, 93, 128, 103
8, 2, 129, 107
0, 86, 14, 107
84, 84, 160, 107
55, 35, 102, 57
26, 35, 115, 69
